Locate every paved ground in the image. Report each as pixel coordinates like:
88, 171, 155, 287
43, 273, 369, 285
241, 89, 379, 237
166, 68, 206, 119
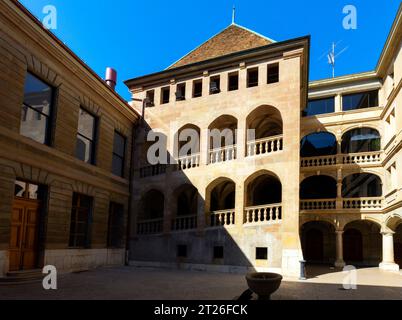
0, 266, 401, 300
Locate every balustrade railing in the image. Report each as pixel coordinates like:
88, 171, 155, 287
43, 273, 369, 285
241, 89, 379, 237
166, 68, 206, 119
209, 145, 237, 164
247, 135, 283, 157
137, 218, 163, 235
139, 164, 167, 178
343, 197, 383, 210
342, 151, 382, 165
300, 199, 336, 210
208, 210, 235, 227
244, 204, 282, 225
177, 153, 200, 171
171, 215, 197, 231
301, 155, 337, 168
301, 151, 383, 168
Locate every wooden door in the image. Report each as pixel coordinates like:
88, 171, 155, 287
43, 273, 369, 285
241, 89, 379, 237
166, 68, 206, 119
9, 198, 40, 271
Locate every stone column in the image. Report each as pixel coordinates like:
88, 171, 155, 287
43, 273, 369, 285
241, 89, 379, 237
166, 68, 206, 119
380, 231, 400, 271
196, 189, 206, 234
336, 169, 343, 210
234, 182, 245, 228
335, 231, 346, 268
335, 94, 342, 113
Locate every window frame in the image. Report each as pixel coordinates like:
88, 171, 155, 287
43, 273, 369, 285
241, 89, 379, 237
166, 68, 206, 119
112, 131, 127, 178
267, 63, 280, 84
161, 87, 170, 104
342, 90, 379, 111
69, 193, 93, 249
107, 202, 126, 249
247, 67, 259, 88
192, 80, 203, 98
76, 107, 98, 165
228, 72, 239, 91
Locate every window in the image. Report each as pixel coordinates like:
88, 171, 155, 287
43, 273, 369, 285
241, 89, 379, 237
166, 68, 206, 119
112, 131, 126, 177
76, 108, 97, 164
256, 247, 268, 260
69, 193, 92, 248
146, 90, 155, 107
228, 72, 239, 91
193, 80, 203, 98
161, 87, 170, 104
267, 63, 279, 84
177, 245, 187, 258
107, 202, 125, 248
20, 73, 54, 144
176, 83, 186, 101
304, 97, 335, 116
342, 90, 379, 111
213, 246, 224, 259
210, 76, 221, 94
247, 68, 259, 88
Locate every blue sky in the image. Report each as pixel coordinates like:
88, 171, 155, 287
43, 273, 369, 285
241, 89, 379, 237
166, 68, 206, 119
20, 0, 400, 100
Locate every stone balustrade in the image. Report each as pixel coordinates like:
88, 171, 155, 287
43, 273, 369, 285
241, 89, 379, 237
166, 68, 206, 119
343, 197, 383, 210
301, 155, 337, 168
300, 199, 336, 210
139, 164, 167, 178
342, 151, 382, 165
244, 204, 282, 225
208, 210, 235, 227
209, 145, 237, 164
137, 218, 164, 235
247, 135, 283, 157
177, 153, 200, 171
171, 215, 197, 231
301, 151, 383, 168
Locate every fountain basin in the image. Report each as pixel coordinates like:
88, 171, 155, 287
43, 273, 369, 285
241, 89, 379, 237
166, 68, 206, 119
245, 272, 283, 300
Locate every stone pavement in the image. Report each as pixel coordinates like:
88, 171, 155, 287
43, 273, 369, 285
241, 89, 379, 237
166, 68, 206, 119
0, 266, 401, 300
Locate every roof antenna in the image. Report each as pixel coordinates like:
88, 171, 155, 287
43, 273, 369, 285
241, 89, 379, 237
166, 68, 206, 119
326, 41, 348, 78
232, 5, 236, 25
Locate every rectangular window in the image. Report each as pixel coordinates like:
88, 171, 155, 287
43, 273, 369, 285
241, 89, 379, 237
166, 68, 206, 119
228, 72, 239, 91
107, 202, 125, 248
69, 193, 92, 248
267, 63, 280, 84
76, 108, 97, 164
256, 247, 268, 260
342, 90, 379, 111
247, 68, 259, 88
112, 131, 126, 177
177, 245, 187, 258
193, 80, 203, 98
210, 76, 221, 94
146, 90, 155, 107
304, 97, 335, 116
176, 83, 186, 101
161, 87, 170, 104
20, 73, 54, 145
213, 246, 224, 259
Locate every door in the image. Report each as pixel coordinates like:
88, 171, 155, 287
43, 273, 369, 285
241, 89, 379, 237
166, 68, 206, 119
305, 228, 324, 262
9, 198, 40, 271
344, 228, 363, 263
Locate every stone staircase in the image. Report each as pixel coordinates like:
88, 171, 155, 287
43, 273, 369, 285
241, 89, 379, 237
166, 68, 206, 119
0, 269, 44, 285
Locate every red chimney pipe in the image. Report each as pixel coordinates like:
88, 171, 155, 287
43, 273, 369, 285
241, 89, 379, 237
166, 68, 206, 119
105, 67, 117, 90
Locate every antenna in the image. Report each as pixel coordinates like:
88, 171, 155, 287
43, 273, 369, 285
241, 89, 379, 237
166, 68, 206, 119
232, 5, 236, 24
326, 41, 348, 78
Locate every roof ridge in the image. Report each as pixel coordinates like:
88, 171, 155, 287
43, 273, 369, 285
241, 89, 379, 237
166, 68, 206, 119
232, 23, 276, 43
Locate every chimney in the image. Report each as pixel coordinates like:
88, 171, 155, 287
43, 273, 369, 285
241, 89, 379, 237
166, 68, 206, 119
105, 67, 117, 90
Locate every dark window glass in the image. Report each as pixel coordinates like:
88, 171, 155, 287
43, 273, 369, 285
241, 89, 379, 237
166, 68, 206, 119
176, 83, 186, 101
213, 246, 224, 259
69, 194, 92, 248
304, 97, 335, 116
300, 176, 337, 199
210, 76, 221, 94
341, 128, 381, 153
300, 132, 337, 157
247, 68, 259, 88
146, 90, 155, 107
161, 87, 170, 104
112, 131, 126, 177
342, 174, 382, 198
21, 73, 53, 144
342, 90, 379, 111
228, 73, 239, 91
267, 63, 279, 84
107, 202, 125, 248
76, 108, 97, 164
256, 247, 268, 260
177, 245, 187, 258
193, 80, 203, 98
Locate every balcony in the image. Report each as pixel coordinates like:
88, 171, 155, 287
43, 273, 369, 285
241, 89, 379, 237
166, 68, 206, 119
301, 151, 383, 168
343, 197, 383, 210
342, 151, 382, 165
246, 135, 283, 157
171, 215, 197, 231
139, 164, 167, 178
300, 199, 336, 210
209, 145, 237, 164
176, 153, 200, 171
244, 204, 282, 225
300, 197, 384, 212
208, 210, 236, 227
137, 218, 163, 235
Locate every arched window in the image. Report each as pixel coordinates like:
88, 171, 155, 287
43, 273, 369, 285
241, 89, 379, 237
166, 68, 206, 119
342, 173, 382, 198
174, 124, 200, 158
175, 185, 198, 217
300, 176, 337, 199
246, 105, 283, 141
301, 132, 337, 157
341, 128, 380, 154
246, 173, 282, 206
208, 179, 236, 211
139, 189, 164, 220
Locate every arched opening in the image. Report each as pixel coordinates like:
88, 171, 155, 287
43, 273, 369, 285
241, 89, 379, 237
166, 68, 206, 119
208, 115, 238, 163
174, 124, 201, 170
301, 221, 336, 265
137, 189, 165, 235
246, 173, 282, 206
343, 220, 382, 266
246, 105, 283, 156
342, 173, 382, 198
300, 175, 337, 199
300, 132, 337, 157
395, 224, 402, 268
341, 128, 381, 154
172, 184, 198, 230
206, 178, 236, 227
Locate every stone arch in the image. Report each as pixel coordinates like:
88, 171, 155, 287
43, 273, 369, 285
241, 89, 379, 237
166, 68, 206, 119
208, 115, 238, 149
300, 175, 337, 199
139, 189, 165, 221
172, 184, 198, 217
244, 170, 282, 207
174, 123, 201, 158
300, 132, 337, 157
246, 105, 283, 141
342, 173, 382, 198
341, 127, 381, 154
206, 177, 236, 212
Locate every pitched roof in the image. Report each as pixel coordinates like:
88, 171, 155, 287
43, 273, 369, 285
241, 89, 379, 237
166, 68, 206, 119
167, 23, 276, 69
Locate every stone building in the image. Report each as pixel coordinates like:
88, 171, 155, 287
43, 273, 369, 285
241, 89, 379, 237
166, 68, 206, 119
0, 0, 139, 278
126, 8, 402, 276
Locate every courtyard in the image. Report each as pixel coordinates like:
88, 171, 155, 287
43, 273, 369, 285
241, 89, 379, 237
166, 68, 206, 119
0, 266, 401, 300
